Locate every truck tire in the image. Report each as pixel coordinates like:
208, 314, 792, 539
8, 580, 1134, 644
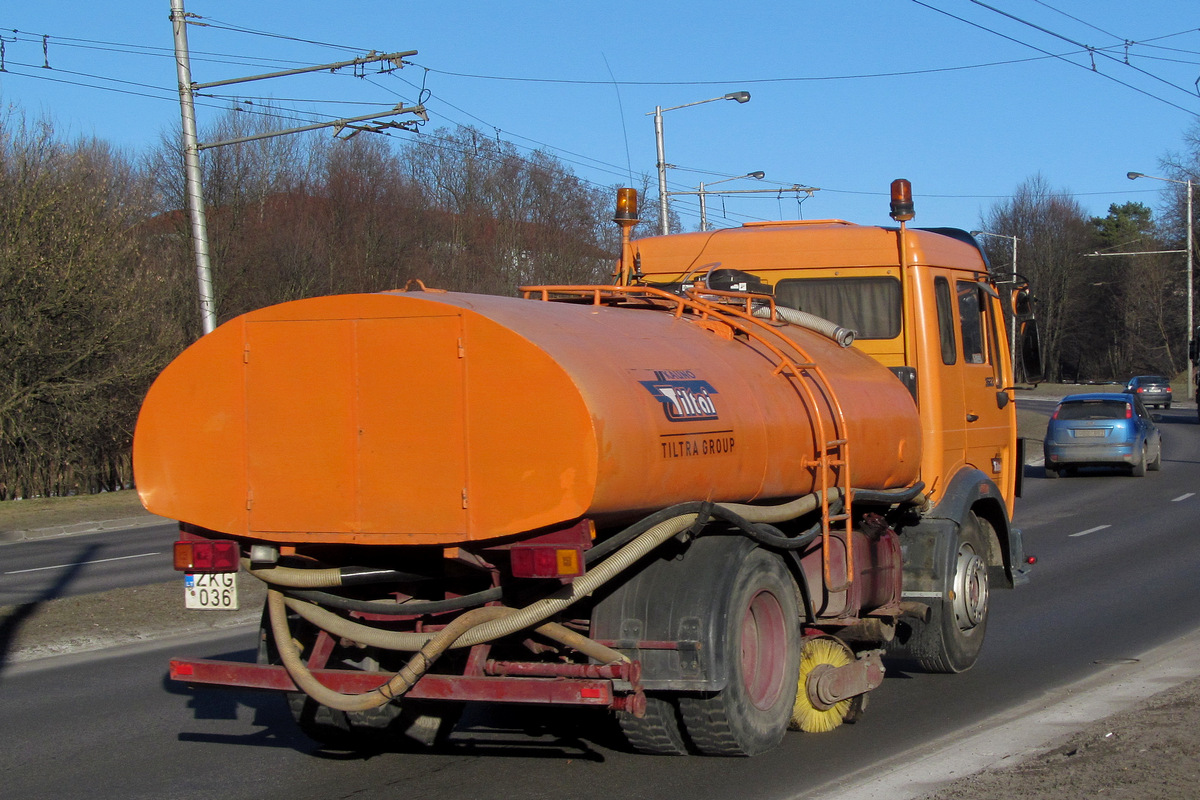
617, 694, 690, 755
677, 547, 801, 756
888, 512, 991, 674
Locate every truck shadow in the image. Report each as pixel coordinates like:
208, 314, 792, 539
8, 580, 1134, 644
0, 542, 100, 682
165, 671, 616, 760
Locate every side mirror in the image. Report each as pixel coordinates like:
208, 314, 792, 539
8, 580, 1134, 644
1012, 288, 1034, 321
1018, 318, 1045, 383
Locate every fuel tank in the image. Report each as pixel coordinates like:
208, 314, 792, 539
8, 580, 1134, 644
134, 290, 922, 545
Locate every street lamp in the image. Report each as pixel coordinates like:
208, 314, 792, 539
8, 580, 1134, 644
971, 230, 1020, 375
698, 171, 765, 231
1128, 171, 1195, 400
649, 91, 751, 235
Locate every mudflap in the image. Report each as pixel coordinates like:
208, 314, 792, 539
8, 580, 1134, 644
590, 534, 760, 692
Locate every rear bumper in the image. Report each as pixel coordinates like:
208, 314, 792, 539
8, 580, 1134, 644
1044, 443, 1135, 466
170, 658, 644, 712
1137, 393, 1171, 405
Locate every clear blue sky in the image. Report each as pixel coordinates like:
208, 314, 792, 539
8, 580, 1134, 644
1, 1, 1196, 233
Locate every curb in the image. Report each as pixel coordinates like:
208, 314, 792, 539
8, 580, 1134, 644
803, 626, 1200, 800
0, 514, 174, 545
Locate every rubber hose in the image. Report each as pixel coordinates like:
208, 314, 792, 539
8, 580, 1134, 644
284, 586, 503, 616
268, 589, 507, 712
753, 304, 856, 347
852, 481, 925, 506
717, 488, 842, 525
267, 513, 697, 711
450, 513, 699, 648
249, 562, 343, 588
585, 490, 837, 563
280, 593, 628, 665
443, 496, 836, 650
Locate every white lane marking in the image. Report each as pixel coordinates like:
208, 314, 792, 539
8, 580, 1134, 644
1069, 525, 1111, 538
4, 552, 161, 575
1172, 493, 1195, 502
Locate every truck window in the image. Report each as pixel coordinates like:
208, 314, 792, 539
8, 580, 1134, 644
775, 277, 901, 340
934, 277, 956, 365
957, 280, 986, 364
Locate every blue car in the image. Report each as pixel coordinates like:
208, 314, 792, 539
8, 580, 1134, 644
1043, 393, 1162, 478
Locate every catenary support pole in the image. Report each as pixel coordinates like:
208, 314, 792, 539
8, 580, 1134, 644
170, 0, 217, 335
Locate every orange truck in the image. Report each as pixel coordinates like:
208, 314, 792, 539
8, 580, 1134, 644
136, 180, 1040, 756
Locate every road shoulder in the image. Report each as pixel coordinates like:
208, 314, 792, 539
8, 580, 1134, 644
802, 627, 1200, 800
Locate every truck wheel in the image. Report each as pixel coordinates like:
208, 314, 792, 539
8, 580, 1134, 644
888, 512, 991, 674
617, 694, 690, 755
677, 548, 801, 756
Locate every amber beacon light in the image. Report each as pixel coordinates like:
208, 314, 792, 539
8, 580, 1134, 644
889, 178, 915, 222
614, 187, 639, 223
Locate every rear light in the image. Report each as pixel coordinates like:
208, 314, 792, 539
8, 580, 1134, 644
1136, 387, 1144, 393
1125, 403, 1133, 419
1050, 404, 1061, 420
174, 539, 240, 573
510, 546, 584, 579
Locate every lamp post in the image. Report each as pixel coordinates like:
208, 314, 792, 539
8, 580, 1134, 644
971, 230, 1020, 375
1128, 171, 1194, 400
697, 171, 765, 231
649, 91, 751, 235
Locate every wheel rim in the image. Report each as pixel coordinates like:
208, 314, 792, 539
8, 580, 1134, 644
952, 543, 988, 630
741, 589, 789, 709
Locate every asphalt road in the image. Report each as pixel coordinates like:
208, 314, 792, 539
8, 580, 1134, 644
0, 522, 179, 606
2, 406, 1199, 799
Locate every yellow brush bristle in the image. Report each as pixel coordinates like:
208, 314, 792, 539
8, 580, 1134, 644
791, 637, 854, 733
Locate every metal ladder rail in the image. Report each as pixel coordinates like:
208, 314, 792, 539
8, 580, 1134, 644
681, 293, 856, 591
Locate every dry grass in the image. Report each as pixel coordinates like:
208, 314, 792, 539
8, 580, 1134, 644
0, 490, 149, 532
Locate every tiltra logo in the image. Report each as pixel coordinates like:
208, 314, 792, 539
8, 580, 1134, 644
639, 371, 719, 422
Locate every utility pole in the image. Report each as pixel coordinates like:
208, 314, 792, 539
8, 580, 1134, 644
169, 0, 424, 336
171, 0, 216, 335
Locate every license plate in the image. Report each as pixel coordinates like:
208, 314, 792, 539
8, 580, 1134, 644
184, 572, 239, 610
1073, 429, 1106, 438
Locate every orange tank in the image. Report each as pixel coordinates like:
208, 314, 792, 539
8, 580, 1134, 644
134, 289, 922, 545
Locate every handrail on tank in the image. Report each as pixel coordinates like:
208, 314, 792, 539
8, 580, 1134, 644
676, 287, 856, 590
521, 282, 857, 590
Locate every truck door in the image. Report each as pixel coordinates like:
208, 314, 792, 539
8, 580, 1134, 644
957, 279, 1012, 490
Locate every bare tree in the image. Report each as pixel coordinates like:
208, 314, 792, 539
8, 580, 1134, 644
0, 111, 184, 498
981, 175, 1095, 382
